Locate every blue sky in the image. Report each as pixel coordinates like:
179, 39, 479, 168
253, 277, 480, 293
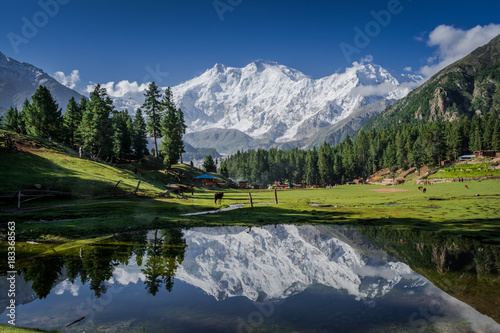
2, 0, 500, 94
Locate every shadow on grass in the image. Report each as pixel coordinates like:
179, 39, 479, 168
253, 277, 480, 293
0, 148, 147, 204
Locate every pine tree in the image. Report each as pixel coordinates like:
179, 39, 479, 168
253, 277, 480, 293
4, 106, 19, 130
410, 139, 424, 171
62, 97, 82, 148
203, 155, 217, 172
219, 160, 229, 177
318, 142, 333, 185
446, 120, 463, 160
469, 116, 483, 152
132, 108, 148, 159
142, 82, 163, 157
112, 110, 133, 160
491, 118, 500, 151
24, 86, 62, 139
18, 99, 29, 132
305, 147, 319, 185
79, 84, 114, 158
159, 87, 186, 166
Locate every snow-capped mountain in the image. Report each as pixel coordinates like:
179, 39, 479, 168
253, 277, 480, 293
175, 225, 422, 302
0, 51, 82, 114
172, 60, 423, 143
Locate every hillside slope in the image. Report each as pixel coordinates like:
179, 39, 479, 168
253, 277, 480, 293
0, 129, 203, 197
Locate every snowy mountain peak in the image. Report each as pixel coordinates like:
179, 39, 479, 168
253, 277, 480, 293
172, 60, 423, 143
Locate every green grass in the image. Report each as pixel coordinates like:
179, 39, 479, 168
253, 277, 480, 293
0, 325, 58, 333
430, 162, 500, 179
1, 129, 500, 244
2, 179, 498, 243
0, 129, 206, 196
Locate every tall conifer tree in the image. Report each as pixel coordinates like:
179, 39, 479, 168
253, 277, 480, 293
24, 86, 62, 139
142, 82, 163, 158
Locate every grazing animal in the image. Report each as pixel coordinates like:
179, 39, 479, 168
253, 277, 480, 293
423, 188, 426, 193
214, 192, 224, 205
465, 185, 469, 189
418, 186, 423, 191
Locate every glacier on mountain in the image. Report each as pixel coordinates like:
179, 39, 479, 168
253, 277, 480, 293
172, 60, 423, 143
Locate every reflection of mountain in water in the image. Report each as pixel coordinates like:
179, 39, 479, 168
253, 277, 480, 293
176, 225, 424, 302
4, 224, 500, 330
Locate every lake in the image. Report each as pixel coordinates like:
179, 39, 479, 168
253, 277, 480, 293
1, 225, 499, 332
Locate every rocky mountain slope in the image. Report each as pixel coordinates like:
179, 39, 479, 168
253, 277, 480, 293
0, 51, 83, 115
364, 34, 500, 131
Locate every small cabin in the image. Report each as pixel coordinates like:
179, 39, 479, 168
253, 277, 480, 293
238, 181, 249, 188
193, 174, 218, 186
475, 150, 498, 158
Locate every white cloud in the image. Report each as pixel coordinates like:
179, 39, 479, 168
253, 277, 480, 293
351, 81, 420, 98
352, 54, 374, 66
53, 69, 80, 89
86, 80, 149, 98
54, 279, 80, 296
419, 24, 500, 78
404, 66, 412, 72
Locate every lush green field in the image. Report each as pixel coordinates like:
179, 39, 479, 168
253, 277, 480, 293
1, 129, 499, 244
430, 161, 500, 179
2, 179, 499, 243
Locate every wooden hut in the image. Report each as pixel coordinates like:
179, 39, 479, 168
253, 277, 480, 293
193, 174, 218, 186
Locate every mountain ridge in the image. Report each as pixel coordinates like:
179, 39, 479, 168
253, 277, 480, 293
0, 51, 83, 114
173, 60, 423, 148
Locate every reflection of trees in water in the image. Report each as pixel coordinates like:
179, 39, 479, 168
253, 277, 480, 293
360, 227, 500, 321
22, 256, 64, 299
360, 227, 500, 275
142, 228, 186, 296
20, 229, 186, 299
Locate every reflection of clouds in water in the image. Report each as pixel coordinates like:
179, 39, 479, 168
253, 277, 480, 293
109, 256, 146, 286
419, 283, 500, 333
54, 279, 80, 296
353, 261, 414, 280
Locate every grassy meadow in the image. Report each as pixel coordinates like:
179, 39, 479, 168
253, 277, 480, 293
1, 128, 499, 243
1, 179, 498, 243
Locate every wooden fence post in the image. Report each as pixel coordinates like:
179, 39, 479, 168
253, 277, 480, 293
133, 181, 141, 194
248, 192, 253, 208
274, 188, 278, 204
47, 177, 59, 190
110, 180, 121, 196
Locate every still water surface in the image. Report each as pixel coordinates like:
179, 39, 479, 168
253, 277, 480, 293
1, 225, 499, 332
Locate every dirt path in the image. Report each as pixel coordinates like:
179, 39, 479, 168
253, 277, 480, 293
0, 200, 136, 215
